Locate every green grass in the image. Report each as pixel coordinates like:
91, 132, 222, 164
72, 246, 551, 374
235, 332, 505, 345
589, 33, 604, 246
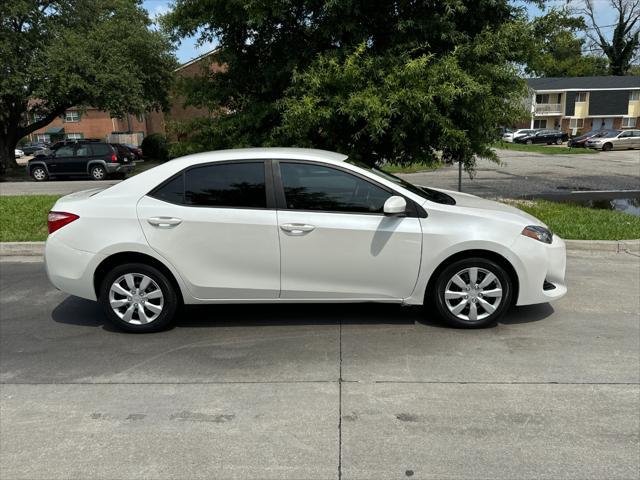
504, 199, 640, 240
0, 195, 61, 241
1, 195, 637, 242
492, 141, 594, 155
381, 162, 443, 174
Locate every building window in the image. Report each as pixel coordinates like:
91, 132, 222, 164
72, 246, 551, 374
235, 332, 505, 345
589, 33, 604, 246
533, 119, 547, 128
575, 92, 587, 102
630, 91, 640, 101
34, 134, 50, 143
535, 94, 550, 104
65, 132, 84, 140
622, 117, 637, 128
64, 111, 80, 122
569, 118, 584, 129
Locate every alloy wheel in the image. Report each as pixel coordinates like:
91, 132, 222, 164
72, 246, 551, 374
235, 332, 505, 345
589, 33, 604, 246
443, 267, 503, 322
32, 168, 46, 181
108, 273, 164, 325
92, 166, 105, 180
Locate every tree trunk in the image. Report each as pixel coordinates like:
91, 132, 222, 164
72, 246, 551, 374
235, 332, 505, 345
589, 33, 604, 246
0, 133, 19, 176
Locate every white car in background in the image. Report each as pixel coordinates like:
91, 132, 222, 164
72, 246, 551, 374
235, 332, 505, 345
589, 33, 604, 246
502, 129, 537, 143
44, 148, 567, 332
14, 149, 24, 158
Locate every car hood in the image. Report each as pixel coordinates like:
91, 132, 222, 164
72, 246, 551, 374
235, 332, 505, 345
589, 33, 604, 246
427, 188, 546, 227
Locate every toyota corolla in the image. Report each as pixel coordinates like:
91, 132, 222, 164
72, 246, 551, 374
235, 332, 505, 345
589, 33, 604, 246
45, 148, 566, 332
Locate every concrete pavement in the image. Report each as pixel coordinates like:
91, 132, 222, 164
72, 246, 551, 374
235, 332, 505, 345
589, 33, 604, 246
1, 251, 639, 479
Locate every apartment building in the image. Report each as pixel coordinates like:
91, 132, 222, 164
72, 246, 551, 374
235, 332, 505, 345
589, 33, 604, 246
525, 76, 640, 134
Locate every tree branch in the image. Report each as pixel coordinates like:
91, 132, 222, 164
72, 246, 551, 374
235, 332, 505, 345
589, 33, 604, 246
16, 105, 71, 139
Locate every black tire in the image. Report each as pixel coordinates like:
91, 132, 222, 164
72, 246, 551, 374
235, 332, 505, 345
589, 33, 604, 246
431, 257, 513, 328
31, 166, 48, 181
98, 262, 179, 333
89, 164, 107, 180
602, 143, 613, 152
555, 138, 562, 145
526, 139, 533, 145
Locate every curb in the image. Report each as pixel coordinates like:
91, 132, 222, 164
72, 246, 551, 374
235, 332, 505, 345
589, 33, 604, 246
1, 240, 638, 258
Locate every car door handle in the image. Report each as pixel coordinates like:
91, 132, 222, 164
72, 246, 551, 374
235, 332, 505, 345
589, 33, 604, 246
280, 223, 316, 235
147, 216, 182, 228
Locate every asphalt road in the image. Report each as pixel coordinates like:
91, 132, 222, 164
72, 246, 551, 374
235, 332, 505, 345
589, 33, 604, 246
2, 149, 639, 198
1, 251, 639, 479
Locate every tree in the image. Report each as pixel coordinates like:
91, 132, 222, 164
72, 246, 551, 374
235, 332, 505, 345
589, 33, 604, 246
164, 0, 535, 169
0, 0, 176, 174
527, 9, 608, 77
572, 0, 640, 75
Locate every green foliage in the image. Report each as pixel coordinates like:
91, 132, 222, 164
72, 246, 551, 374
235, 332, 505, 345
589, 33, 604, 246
164, 0, 534, 169
0, 0, 177, 172
0, 195, 60, 241
141, 133, 169, 162
526, 9, 608, 77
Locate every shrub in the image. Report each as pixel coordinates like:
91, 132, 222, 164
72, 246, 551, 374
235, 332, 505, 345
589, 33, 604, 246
141, 133, 169, 161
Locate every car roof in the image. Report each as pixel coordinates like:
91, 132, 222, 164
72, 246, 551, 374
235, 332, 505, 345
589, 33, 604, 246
169, 147, 348, 168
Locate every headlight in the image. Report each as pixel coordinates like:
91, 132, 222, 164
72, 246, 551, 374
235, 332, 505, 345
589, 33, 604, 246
522, 225, 553, 244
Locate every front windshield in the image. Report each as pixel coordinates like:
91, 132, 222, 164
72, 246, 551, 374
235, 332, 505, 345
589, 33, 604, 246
347, 160, 456, 205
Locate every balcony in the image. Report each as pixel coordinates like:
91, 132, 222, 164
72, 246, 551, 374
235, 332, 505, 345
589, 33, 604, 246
534, 103, 562, 115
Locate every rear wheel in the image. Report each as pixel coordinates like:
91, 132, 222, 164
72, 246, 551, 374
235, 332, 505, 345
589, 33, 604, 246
90, 164, 106, 180
555, 138, 562, 145
31, 166, 48, 181
432, 257, 513, 328
526, 139, 533, 145
602, 142, 613, 152
98, 263, 178, 333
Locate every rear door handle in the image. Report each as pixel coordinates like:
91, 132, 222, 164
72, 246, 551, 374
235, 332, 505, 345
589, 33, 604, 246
148, 216, 182, 228
280, 223, 316, 235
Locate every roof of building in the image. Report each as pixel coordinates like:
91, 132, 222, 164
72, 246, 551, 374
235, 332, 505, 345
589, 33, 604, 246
175, 48, 220, 72
526, 76, 640, 91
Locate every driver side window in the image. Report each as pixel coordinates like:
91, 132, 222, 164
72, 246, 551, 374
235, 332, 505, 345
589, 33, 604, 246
279, 162, 391, 214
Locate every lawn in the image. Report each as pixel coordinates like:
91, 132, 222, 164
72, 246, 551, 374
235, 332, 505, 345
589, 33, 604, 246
492, 141, 595, 155
1, 195, 638, 242
0, 195, 61, 241
381, 162, 443, 173
504, 199, 640, 240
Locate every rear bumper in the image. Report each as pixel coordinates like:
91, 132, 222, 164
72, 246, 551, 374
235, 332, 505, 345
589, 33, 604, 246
511, 234, 567, 306
105, 163, 135, 174
45, 236, 103, 301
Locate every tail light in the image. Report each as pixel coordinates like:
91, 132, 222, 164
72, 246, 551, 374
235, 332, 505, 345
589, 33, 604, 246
48, 211, 79, 234
110, 153, 117, 162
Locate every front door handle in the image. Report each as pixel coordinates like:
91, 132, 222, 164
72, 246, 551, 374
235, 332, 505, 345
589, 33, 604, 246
148, 216, 182, 228
280, 223, 316, 236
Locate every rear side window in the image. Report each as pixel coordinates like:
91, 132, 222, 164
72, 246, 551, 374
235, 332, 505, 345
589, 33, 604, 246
279, 162, 391, 213
151, 174, 185, 204
185, 162, 266, 208
91, 144, 112, 156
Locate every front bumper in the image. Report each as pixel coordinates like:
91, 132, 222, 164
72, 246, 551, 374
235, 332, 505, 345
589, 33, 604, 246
511, 234, 567, 306
105, 163, 135, 174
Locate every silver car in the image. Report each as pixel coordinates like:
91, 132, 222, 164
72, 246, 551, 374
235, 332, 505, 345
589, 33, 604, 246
585, 129, 640, 151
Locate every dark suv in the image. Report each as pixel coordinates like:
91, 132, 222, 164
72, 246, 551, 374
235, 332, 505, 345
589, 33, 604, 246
27, 140, 135, 181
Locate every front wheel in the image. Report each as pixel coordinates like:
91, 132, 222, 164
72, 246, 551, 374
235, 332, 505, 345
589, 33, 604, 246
602, 143, 613, 152
432, 257, 513, 328
526, 139, 533, 145
99, 263, 179, 333
555, 138, 562, 145
90, 164, 107, 180
31, 166, 48, 181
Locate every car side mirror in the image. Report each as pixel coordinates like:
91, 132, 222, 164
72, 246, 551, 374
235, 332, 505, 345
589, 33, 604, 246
383, 196, 407, 215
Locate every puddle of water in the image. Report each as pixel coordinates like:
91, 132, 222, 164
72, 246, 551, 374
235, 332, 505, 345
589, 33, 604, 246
526, 193, 640, 217
571, 198, 640, 216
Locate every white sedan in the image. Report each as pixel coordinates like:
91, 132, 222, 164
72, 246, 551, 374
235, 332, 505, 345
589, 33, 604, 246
45, 148, 566, 332
502, 129, 537, 143
15, 149, 24, 158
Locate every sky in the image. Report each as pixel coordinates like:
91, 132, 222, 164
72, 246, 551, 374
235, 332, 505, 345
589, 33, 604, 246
142, 0, 619, 65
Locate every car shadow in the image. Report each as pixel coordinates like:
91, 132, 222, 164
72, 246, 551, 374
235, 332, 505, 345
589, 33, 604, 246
52, 296, 554, 332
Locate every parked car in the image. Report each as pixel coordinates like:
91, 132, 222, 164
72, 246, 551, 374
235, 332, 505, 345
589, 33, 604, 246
514, 129, 569, 145
122, 143, 143, 160
585, 129, 640, 151
21, 143, 49, 155
27, 141, 135, 181
567, 129, 609, 148
14, 149, 24, 158
44, 148, 567, 332
502, 129, 537, 143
